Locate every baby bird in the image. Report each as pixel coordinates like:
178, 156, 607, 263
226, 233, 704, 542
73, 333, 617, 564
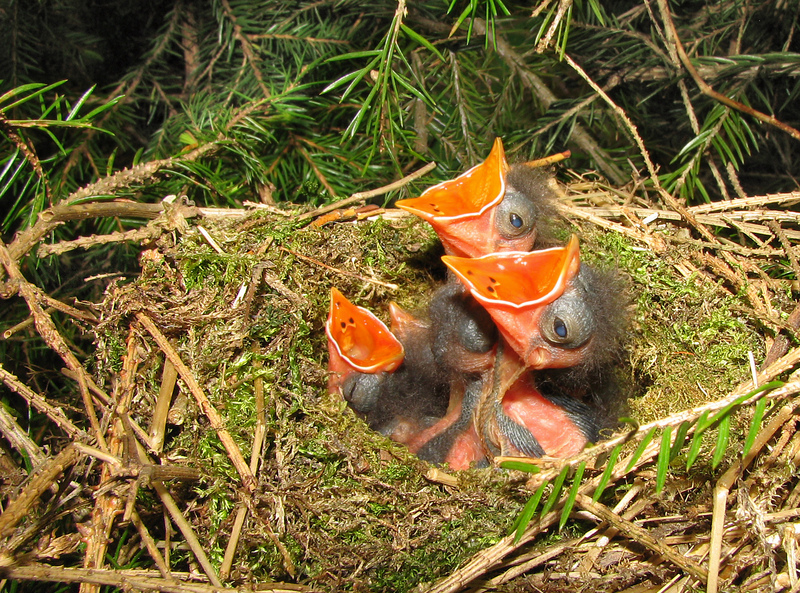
325, 287, 404, 395
329, 139, 627, 469
442, 242, 628, 461
396, 138, 557, 258
334, 300, 452, 446
400, 239, 587, 467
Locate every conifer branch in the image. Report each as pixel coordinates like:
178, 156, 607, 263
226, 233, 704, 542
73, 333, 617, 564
657, 0, 800, 142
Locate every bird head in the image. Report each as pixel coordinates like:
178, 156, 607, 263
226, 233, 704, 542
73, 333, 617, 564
397, 138, 558, 257
325, 287, 405, 392
442, 235, 590, 370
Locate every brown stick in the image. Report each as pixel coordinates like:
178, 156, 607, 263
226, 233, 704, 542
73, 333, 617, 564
150, 359, 178, 454
0, 444, 81, 539
135, 312, 256, 494
38, 226, 164, 257
0, 564, 309, 592
81, 331, 139, 593
575, 494, 707, 582
0, 404, 45, 467
129, 509, 174, 581
522, 150, 571, 168
689, 191, 800, 214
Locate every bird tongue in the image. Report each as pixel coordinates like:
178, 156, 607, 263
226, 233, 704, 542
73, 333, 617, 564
326, 288, 405, 392
442, 235, 581, 368
396, 138, 508, 257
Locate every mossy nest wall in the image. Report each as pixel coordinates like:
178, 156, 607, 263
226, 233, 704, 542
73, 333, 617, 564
4, 186, 798, 593
89, 200, 761, 589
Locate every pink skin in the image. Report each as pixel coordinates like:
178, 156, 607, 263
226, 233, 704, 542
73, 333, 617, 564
442, 425, 486, 470
396, 343, 589, 467
397, 387, 489, 470
502, 377, 588, 458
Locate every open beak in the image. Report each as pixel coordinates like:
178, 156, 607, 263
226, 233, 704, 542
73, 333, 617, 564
396, 138, 509, 258
326, 288, 405, 392
442, 235, 581, 369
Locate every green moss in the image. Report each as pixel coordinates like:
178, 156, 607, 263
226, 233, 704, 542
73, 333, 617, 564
579, 226, 763, 422
377, 460, 420, 483
370, 505, 518, 592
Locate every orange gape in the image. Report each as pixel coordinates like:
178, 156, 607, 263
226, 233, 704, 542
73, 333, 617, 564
396, 138, 518, 258
443, 235, 583, 369
325, 288, 404, 394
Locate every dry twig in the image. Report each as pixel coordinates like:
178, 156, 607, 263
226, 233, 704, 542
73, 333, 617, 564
135, 312, 256, 494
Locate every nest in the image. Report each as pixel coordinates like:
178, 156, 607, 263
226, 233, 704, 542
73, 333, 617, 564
2, 174, 800, 593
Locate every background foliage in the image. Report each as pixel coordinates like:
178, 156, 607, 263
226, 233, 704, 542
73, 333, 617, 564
3, 0, 799, 223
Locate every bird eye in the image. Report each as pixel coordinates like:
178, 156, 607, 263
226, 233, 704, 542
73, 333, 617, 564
495, 187, 536, 239
553, 317, 568, 338
540, 289, 594, 349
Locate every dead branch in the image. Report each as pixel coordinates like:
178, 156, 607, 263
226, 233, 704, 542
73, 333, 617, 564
0, 444, 81, 539
151, 480, 223, 588
37, 226, 164, 257
0, 240, 106, 449
0, 364, 86, 440
689, 191, 800, 213
150, 359, 178, 454
0, 405, 45, 467
129, 509, 174, 581
135, 312, 256, 494
296, 160, 437, 222
576, 494, 707, 582
81, 330, 139, 593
